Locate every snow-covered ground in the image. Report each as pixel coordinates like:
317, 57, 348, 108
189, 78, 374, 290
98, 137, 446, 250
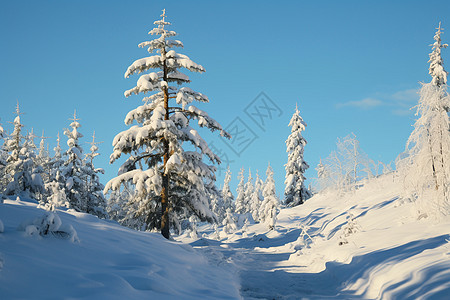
179, 174, 450, 299
1, 173, 449, 299
0, 198, 240, 300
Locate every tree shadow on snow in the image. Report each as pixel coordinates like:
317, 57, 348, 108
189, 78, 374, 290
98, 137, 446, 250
239, 234, 449, 299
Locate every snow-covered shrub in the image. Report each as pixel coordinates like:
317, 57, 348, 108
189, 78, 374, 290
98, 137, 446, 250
213, 224, 220, 240
189, 215, 199, 240
293, 224, 313, 250
20, 212, 79, 242
338, 212, 361, 246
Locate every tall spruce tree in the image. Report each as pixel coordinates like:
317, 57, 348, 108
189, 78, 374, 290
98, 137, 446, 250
284, 104, 310, 206
104, 10, 229, 239
398, 22, 450, 218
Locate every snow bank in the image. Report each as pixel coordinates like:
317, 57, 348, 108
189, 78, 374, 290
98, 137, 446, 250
0, 198, 240, 299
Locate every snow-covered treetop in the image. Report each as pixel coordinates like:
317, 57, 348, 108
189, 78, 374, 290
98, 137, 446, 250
263, 163, 277, 199
38, 131, 50, 159
288, 103, 306, 133
429, 22, 448, 87
222, 166, 233, 199
124, 9, 203, 81
86, 131, 103, 165
54, 132, 62, 160
9, 101, 24, 149
64, 110, 83, 151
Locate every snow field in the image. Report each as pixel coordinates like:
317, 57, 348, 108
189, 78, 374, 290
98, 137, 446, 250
0, 198, 240, 299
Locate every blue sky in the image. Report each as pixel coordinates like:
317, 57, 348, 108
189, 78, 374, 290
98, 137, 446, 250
1, 0, 449, 196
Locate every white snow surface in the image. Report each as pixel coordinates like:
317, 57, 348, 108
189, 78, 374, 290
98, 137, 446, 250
2, 174, 450, 299
178, 174, 450, 299
0, 198, 240, 299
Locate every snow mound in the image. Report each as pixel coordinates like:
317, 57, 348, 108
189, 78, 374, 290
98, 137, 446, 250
0, 198, 240, 299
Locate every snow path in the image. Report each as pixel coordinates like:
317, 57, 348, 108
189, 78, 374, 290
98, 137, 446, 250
189, 232, 353, 299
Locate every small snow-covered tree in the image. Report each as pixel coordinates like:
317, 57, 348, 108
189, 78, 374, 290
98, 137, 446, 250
397, 23, 450, 218
61, 111, 86, 211
209, 183, 225, 223
48, 132, 64, 181
41, 132, 68, 210
221, 166, 234, 212
34, 131, 51, 187
234, 168, 247, 214
83, 131, 107, 218
222, 208, 237, 234
250, 170, 263, 222
40, 181, 69, 211
104, 10, 230, 239
0, 120, 7, 182
315, 159, 329, 191
284, 104, 310, 206
188, 215, 199, 239
243, 169, 254, 212
259, 163, 279, 230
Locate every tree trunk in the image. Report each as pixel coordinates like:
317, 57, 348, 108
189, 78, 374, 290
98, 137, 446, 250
160, 49, 170, 239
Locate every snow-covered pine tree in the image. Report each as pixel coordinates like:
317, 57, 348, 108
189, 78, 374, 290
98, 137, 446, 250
2, 103, 25, 194
315, 159, 328, 191
39, 132, 70, 211
83, 131, 107, 218
284, 104, 310, 206
250, 170, 263, 222
0, 120, 7, 191
35, 131, 51, 185
243, 169, 254, 212
259, 163, 279, 230
49, 132, 64, 182
104, 10, 230, 239
398, 23, 450, 218
234, 168, 247, 214
222, 208, 237, 234
221, 166, 234, 212
208, 182, 225, 223
3, 103, 44, 198
62, 110, 87, 212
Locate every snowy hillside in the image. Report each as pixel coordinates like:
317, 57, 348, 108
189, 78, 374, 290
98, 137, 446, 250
1, 173, 449, 299
178, 174, 450, 299
0, 198, 240, 299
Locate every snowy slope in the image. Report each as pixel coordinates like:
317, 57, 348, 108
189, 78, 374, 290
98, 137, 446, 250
0, 198, 240, 300
180, 174, 450, 299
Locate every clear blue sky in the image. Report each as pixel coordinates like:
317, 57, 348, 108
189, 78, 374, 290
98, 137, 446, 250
1, 0, 449, 197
